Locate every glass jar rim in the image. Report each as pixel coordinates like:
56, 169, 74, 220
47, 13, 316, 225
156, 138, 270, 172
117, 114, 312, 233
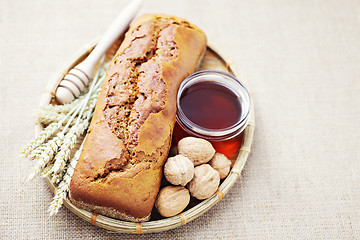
176, 70, 251, 140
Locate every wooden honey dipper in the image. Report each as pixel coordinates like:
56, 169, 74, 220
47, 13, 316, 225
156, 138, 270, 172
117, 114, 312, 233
55, 0, 143, 104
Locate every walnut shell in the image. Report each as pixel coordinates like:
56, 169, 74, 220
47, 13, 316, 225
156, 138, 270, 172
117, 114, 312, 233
209, 153, 232, 179
178, 137, 215, 166
164, 155, 194, 186
187, 164, 220, 200
155, 186, 190, 217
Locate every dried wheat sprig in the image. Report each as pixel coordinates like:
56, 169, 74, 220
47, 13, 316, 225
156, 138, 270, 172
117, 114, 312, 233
71, 61, 104, 126
24, 55, 107, 216
26, 66, 103, 172
24, 117, 76, 161
48, 145, 83, 216
47, 75, 101, 179
48, 65, 101, 181
27, 146, 46, 161
24, 97, 84, 161
48, 73, 103, 183
48, 181, 68, 216
22, 122, 59, 158
55, 74, 97, 134
80, 80, 103, 120
49, 120, 90, 184
21, 102, 81, 158
39, 94, 86, 114
37, 87, 100, 124
27, 133, 64, 181
37, 89, 98, 126
35, 111, 67, 125
41, 163, 54, 176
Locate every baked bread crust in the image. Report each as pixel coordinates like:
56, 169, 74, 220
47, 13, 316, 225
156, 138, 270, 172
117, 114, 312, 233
69, 14, 207, 222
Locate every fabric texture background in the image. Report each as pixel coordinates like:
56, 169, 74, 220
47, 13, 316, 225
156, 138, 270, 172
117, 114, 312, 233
1, 0, 359, 239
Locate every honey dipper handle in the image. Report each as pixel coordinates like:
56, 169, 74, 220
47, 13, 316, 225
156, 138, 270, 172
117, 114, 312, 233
55, 0, 142, 104
76, 0, 143, 75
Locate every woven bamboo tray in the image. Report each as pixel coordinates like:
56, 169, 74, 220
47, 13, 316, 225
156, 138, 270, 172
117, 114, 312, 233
35, 39, 255, 234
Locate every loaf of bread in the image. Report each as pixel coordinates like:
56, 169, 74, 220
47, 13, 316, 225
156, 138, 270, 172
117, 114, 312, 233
69, 14, 207, 222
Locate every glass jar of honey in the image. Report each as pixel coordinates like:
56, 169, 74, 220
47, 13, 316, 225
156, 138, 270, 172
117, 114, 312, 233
174, 70, 251, 159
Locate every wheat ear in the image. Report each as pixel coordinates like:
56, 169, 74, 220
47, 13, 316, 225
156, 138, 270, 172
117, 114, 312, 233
22, 122, 60, 158
39, 94, 85, 114
27, 133, 64, 181
41, 163, 54, 176
48, 146, 82, 216
21, 100, 81, 158
35, 111, 67, 125
49, 120, 90, 184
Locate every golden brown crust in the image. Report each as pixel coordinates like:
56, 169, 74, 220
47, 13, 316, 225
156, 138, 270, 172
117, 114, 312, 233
69, 14, 207, 221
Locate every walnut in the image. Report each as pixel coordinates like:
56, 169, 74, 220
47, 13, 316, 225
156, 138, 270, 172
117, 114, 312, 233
178, 137, 215, 166
155, 186, 190, 217
164, 155, 194, 186
187, 164, 220, 200
209, 153, 232, 179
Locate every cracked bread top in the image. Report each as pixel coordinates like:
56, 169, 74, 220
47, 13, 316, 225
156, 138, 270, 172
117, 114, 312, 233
69, 14, 207, 221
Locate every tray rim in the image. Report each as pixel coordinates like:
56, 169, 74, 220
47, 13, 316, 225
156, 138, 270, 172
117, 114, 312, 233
35, 40, 255, 234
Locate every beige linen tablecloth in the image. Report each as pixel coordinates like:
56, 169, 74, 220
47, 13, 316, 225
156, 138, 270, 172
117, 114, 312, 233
1, 0, 359, 239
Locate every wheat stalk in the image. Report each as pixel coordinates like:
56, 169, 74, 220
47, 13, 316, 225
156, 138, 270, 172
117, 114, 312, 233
48, 145, 83, 216
49, 120, 90, 184
47, 67, 104, 184
22, 122, 60, 158
23, 55, 107, 216
35, 111, 67, 125
21, 100, 83, 158
26, 72, 103, 180
21, 61, 105, 159
80, 86, 101, 120
40, 94, 86, 114
27, 133, 64, 181
41, 163, 54, 176
28, 146, 46, 161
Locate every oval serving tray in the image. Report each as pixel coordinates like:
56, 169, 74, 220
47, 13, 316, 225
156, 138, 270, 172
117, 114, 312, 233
36, 39, 255, 234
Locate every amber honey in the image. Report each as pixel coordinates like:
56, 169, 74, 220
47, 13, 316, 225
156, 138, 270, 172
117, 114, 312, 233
175, 70, 251, 159
179, 81, 242, 130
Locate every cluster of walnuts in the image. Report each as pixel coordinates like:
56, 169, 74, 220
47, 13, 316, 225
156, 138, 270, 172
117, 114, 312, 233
155, 137, 232, 217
